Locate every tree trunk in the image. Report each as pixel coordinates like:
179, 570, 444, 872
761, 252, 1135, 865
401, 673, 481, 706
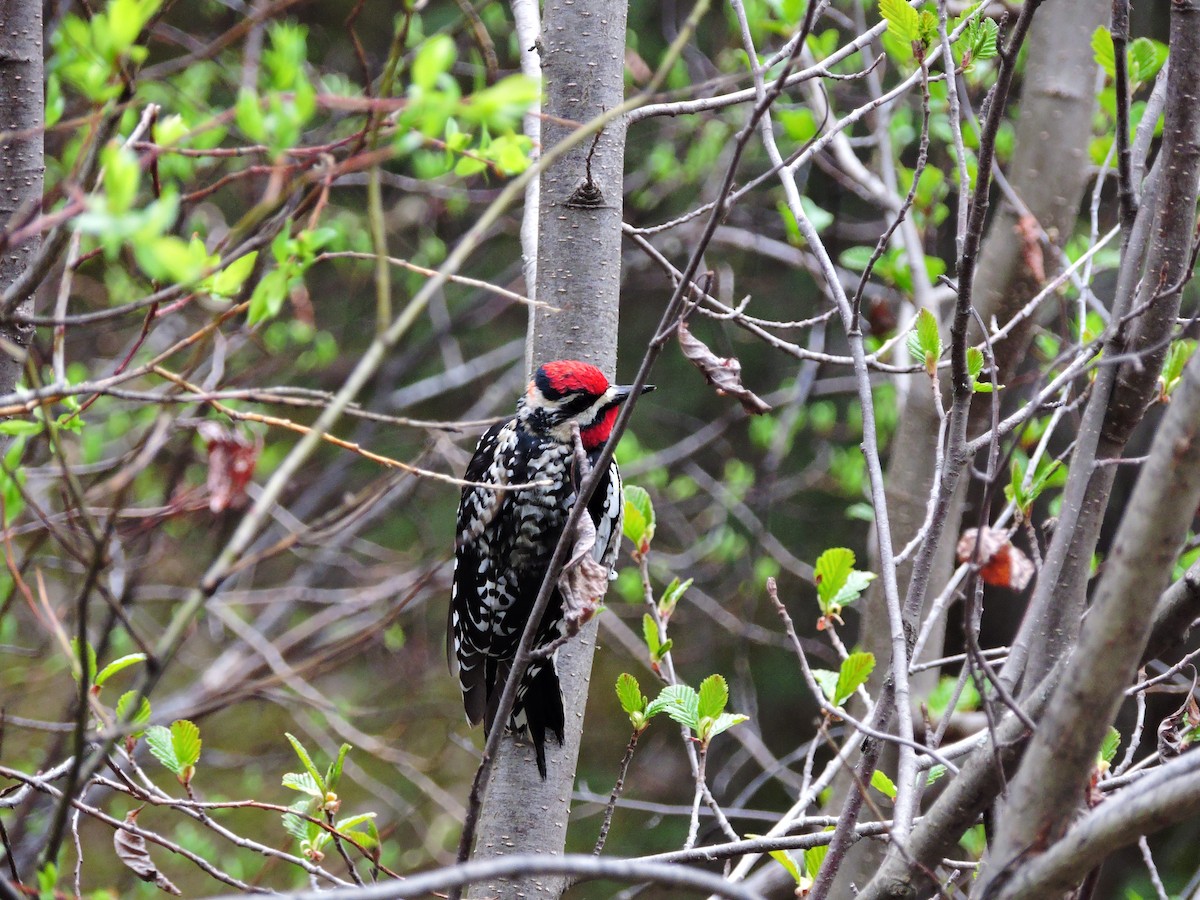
467, 0, 628, 896
0, 0, 44, 401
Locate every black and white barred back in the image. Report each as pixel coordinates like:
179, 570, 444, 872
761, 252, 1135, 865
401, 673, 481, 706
450, 417, 623, 778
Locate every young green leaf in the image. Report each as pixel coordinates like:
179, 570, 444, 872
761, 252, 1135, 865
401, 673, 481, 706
658, 577, 692, 620
114, 691, 151, 739
804, 844, 829, 881
0, 419, 42, 436
880, 0, 920, 44
705, 711, 749, 741
170, 720, 201, 782
324, 743, 352, 793
623, 485, 655, 553
830, 569, 876, 608
811, 669, 839, 703
815, 547, 855, 608
927, 764, 948, 786
697, 674, 729, 720
144, 725, 181, 776
768, 849, 803, 886
645, 684, 700, 730
285, 732, 327, 794
207, 251, 259, 299
870, 769, 897, 799
282, 771, 324, 798
834, 652, 875, 706
1099, 726, 1121, 764
95, 653, 147, 688
70, 638, 98, 686
966, 347, 984, 381
281, 794, 314, 844
1092, 27, 1115, 78
616, 673, 647, 717
642, 614, 661, 658
1128, 37, 1166, 84
336, 812, 379, 850
905, 308, 942, 374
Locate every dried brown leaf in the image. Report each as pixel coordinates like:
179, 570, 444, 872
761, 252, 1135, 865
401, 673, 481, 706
1016, 215, 1046, 284
956, 526, 1034, 591
197, 421, 261, 512
558, 510, 610, 636
113, 808, 182, 895
677, 321, 771, 414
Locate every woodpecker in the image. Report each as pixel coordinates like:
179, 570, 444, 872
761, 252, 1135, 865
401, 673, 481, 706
450, 360, 651, 778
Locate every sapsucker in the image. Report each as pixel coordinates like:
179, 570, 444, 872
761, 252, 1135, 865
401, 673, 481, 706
450, 360, 651, 778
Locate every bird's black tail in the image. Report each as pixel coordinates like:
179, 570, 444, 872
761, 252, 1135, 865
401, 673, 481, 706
516, 661, 564, 779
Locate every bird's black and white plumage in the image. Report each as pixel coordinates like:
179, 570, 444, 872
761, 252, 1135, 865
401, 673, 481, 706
450, 360, 649, 777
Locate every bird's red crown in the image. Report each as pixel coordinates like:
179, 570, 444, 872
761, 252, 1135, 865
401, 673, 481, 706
536, 360, 610, 398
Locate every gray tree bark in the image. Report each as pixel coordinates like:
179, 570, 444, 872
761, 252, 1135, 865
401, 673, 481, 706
0, 0, 44, 400
467, 0, 628, 896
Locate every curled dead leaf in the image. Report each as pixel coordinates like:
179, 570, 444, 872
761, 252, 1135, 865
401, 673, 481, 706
1016, 215, 1045, 284
956, 526, 1035, 591
1157, 673, 1200, 759
558, 510, 611, 636
197, 421, 261, 513
113, 808, 182, 895
677, 321, 771, 414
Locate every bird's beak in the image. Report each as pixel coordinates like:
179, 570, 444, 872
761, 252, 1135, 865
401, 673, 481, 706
611, 383, 656, 404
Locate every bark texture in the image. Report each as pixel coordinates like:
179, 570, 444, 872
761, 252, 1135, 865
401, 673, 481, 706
468, 1, 629, 896
0, 0, 44, 398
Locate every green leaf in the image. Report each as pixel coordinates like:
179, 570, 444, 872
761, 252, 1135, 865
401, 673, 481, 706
831, 569, 876, 608
835, 652, 875, 706
114, 691, 151, 738
102, 144, 141, 214
207, 251, 258, 298
336, 813, 379, 848
811, 669, 839, 702
1128, 37, 1164, 84
324, 743, 352, 793
248, 267, 291, 325
906, 308, 942, 374
170, 719, 202, 772
960, 15, 998, 64
70, 638, 97, 685
768, 849, 803, 886
616, 673, 646, 716
642, 614, 661, 657
285, 732, 327, 794
658, 577, 692, 620
966, 347, 984, 381
698, 674, 729, 720
1099, 727, 1121, 764
412, 35, 457, 90
815, 547, 855, 608
870, 769, 897, 799
645, 684, 700, 730
927, 764, 948, 785
706, 711, 749, 740
804, 844, 829, 880
282, 771, 324, 797
1092, 27, 1115, 78
926, 675, 981, 717
623, 485, 655, 551
0, 419, 42, 436
281, 796, 312, 841
144, 725, 181, 776
95, 653, 146, 687
235, 87, 266, 141
880, 0, 921, 44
